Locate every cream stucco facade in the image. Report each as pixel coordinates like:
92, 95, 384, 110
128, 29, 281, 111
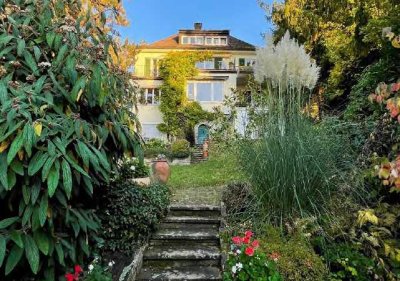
133, 24, 256, 142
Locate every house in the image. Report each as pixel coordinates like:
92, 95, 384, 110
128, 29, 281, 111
133, 23, 257, 144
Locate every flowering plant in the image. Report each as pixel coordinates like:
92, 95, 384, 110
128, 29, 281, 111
223, 231, 282, 281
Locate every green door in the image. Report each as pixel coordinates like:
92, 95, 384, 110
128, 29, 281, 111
198, 125, 209, 144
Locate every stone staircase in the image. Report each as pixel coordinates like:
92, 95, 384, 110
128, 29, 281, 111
191, 145, 207, 164
137, 205, 222, 280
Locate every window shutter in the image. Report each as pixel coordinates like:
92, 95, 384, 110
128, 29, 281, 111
144, 58, 151, 77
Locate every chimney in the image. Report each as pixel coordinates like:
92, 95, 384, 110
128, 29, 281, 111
194, 22, 202, 30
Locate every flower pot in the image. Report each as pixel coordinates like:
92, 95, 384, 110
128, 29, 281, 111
152, 159, 170, 184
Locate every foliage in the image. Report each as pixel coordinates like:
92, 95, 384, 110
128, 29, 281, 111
100, 182, 169, 254
224, 231, 282, 281
82, 264, 112, 281
157, 51, 214, 139
143, 138, 168, 158
261, 227, 329, 281
0, 0, 141, 280
117, 157, 150, 179
267, 0, 400, 102
323, 243, 378, 281
170, 139, 190, 159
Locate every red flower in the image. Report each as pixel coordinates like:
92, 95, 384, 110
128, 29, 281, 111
242, 236, 250, 244
245, 246, 255, 256
232, 236, 242, 245
251, 240, 260, 248
65, 273, 76, 281
244, 230, 253, 238
74, 265, 83, 275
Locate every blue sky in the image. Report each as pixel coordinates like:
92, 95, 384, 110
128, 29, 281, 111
117, 0, 274, 47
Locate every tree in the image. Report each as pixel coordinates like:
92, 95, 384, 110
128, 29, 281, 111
0, 0, 141, 280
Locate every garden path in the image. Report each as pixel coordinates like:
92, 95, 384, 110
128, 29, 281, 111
171, 185, 224, 205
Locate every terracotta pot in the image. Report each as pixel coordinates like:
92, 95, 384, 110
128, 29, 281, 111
152, 160, 170, 184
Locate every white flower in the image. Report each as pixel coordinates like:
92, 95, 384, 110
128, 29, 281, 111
108, 261, 115, 267
38, 62, 51, 68
254, 31, 320, 90
231, 265, 237, 274
130, 165, 136, 171
236, 262, 243, 270
88, 264, 94, 272
236, 249, 241, 254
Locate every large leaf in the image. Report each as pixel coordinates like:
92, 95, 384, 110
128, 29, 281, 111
10, 230, 23, 248
0, 217, 19, 229
28, 151, 48, 176
47, 161, 60, 197
0, 235, 6, 267
7, 131, 24, 164
5, 244, 23, 275
17, 39, 25, 57
23, 50, 39, 75
39, 194, 48, 226
61, 159, 72, 198
24, 234, 40, 274
0, 152, 8, 189
33, 231, 50, 255
41, 156, 56, 181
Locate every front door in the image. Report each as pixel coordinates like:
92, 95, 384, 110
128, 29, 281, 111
197, 124, 209, 144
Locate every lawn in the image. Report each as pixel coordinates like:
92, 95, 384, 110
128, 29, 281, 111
168, 148, 242, 189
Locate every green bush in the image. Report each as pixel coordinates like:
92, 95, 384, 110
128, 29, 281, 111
143, 138, 168, 159
100, 182, 169, 254
117, 157, 150, 179
261, 228, 329, 281
237, 116, 355, 225
0, 1, 141, 280
322, 243, 378, 281
171, 139, 190, 159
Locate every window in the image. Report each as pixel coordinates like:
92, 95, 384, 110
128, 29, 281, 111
206, 37, 212, 45
214, 57, 223, 70
152, 59, 159, 77
239, 58, 245, 67
220, 37, 227, 45
182, 37, 189, 44
186, 82, 224, 102
141, 88, 162, 105
144, 58, 151, 77
196, 60, 214, 69
205, 37, 228, 46
182, 36, 205, 45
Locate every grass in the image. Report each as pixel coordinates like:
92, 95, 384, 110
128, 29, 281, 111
168, 148, 242, 189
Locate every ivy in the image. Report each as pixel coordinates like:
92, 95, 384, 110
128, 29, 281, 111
157, 51, 214, 140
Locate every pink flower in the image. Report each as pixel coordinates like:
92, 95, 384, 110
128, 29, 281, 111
232, 236, 242, 245
251, 240, 260, 248
392, 83, 400, 92
245, 247, 255, 256
244, 230, 253, 238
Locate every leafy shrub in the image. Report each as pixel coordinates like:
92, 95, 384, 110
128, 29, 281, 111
82, 264, 112, 281
323, 243, 378, 281
144, 138, 168, 159
0, 1, 141, 280
261, 227, 329, 281
224, 230, 282, 281
100, 182, 169, 254
171, 139, 190, 159
117, 157, 150, 179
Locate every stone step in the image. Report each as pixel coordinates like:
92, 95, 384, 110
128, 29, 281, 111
163, 215, 221, 225
169, 205, 221, 218
143, 259, 220, 268
152, 228, 219, 241
137, 266, 222, 281
144, 244, 221, 261
159, 222, 219, 230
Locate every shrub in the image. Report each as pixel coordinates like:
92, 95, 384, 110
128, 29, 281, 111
261, 227, 329, 281
0, 1, 141, 280
171, 139, 190, 159
100, 182, 169, 254
323, 243, 378, 281
144, 138, 168, 159
117, 157, 150, 179
224, 230, 282, 281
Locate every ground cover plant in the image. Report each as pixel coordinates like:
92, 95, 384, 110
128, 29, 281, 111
0, 0, 141, 280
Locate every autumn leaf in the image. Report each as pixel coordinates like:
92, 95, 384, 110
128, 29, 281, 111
0, 141, 10, 153
33, 122, 42, 137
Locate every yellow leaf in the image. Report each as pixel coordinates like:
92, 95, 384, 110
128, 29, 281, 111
76, 89, 84, 101
0, 140, 10, 153
34, 122, 42, 137
357, 209, 379, 227
18, 150, 24, 161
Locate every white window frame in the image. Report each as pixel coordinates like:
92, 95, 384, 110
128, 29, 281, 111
181, 36, 205, 45
204, 37, 228, 46
143, 88, 162, 105
187, 82, 224, 102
